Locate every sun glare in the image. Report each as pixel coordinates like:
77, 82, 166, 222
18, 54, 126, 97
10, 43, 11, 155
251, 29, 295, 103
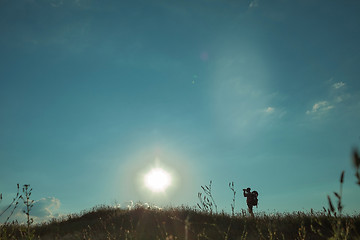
144, 168, 171, 192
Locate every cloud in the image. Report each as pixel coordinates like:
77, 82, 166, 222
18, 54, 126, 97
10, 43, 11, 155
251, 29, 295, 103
330, 80, 351, 103
265, 107, 275, 114
50, 0, 63, 7
249, 0, 259, 8
31, 197, 61, 218
0, 197, 61, 224
263, 106, 286, 119
306, 79, 354, 118
333, 82, 345, 89
306, 101, 334, 115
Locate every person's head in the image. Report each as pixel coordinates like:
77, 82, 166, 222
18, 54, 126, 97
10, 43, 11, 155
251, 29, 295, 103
246, 187, 251, 192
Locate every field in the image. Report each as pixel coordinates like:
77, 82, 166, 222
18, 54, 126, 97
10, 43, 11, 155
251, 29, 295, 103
1, 205, 360, 240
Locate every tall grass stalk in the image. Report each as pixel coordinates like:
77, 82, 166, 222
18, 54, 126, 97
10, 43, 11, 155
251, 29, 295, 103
0, 184, 21, 225
228, 182, 236, 217
197, 180, 218, 214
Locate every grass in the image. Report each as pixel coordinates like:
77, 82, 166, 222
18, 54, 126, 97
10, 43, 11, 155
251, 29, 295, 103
1, 206, 360, 240
1, 149, 360, 239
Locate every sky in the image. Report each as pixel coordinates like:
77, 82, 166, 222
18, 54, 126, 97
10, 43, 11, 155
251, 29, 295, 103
1, 0, 360, 223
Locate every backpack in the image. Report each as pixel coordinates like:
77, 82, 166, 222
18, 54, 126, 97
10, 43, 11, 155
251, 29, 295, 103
251, 191, 259, 206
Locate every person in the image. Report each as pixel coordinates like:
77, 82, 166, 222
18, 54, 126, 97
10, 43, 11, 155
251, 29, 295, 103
243, 187, 258, 216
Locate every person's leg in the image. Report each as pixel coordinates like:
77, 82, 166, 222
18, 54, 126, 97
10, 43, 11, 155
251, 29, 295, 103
248, 205, 254, 217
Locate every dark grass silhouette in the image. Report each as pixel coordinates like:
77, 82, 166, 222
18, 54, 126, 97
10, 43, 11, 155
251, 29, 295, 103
1, 205, 360, 240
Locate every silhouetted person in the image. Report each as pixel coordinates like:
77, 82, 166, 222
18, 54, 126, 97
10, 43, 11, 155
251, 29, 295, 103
243, 187, 258, 216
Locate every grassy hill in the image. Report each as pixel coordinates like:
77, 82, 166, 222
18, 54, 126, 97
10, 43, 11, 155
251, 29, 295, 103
1, 205, 360, 240
1, 150, 359, 239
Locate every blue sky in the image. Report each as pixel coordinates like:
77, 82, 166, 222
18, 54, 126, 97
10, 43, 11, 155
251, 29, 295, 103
1, 0, 360, 222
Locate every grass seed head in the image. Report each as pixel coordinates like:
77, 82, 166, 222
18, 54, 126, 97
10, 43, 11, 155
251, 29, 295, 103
352, 149, 360, 168
327, 196, 335, 213
340, 171, 345, 183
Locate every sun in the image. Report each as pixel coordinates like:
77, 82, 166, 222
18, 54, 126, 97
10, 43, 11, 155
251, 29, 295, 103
144, 168, 171, 192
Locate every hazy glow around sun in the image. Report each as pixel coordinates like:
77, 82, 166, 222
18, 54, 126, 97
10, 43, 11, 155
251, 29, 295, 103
144, 168, 171, 192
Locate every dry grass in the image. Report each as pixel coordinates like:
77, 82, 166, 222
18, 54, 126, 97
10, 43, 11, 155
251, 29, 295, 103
0, 204, 359, 240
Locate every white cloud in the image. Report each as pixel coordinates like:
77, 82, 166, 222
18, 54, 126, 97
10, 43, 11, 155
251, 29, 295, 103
263, 106, 286, 119
249, 0, 259, 8
31, 197, 60, 218
265, 107, 275, 113
0, 197, 61, 224
333, 82, 345, 89
305, 80, 354, 118
306, 101, 334, 115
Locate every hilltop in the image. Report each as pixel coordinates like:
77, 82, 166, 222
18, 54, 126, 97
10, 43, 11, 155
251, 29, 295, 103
1, 205, 360, 240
